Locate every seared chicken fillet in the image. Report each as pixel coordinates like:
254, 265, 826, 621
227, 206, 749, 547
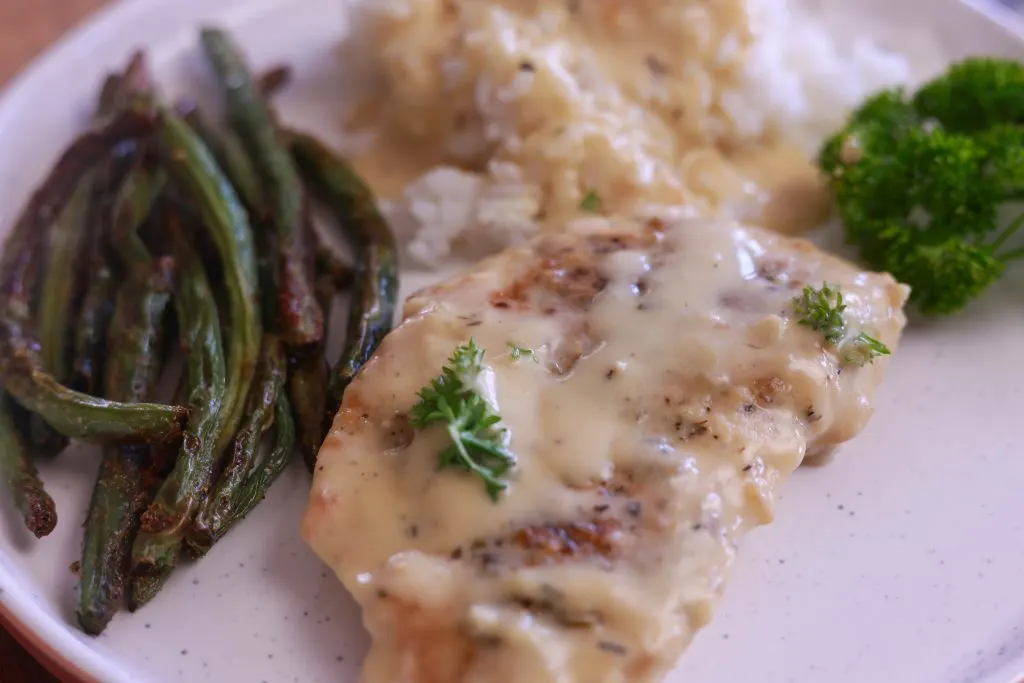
303, 216, 908, 683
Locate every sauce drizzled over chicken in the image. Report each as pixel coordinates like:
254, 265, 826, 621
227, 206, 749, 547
303, 215, 908, 683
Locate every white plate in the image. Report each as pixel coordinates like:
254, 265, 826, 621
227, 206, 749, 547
2, 1, 1024, 682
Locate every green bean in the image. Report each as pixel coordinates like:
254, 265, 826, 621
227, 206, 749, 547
0, 394, 56, 538
186, 335, 284, 555
77, 255, 176, 635
200, 27, 322, 348
192, 392, 296, 552
110, 165, 166, 267
288, 272, 336, 472
72, 216, 117, 394
38, 180, 91, 384
73, 58, 153, 393
128, 371, 190, 612
131, 217, 227, 595
151, 104, 260, 454
257, 65, 292, 98
315, 244, 353, 289
0, 107, 187, 444
231, 393, 295, 525
31, 72, 133, 455
290, 131, 399, 428
179, 103, 264, 217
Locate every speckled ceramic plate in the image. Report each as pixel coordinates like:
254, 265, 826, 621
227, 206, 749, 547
2, 0, 1024, 682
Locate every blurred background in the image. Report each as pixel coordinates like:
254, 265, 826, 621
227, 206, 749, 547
0, 0, 106, 84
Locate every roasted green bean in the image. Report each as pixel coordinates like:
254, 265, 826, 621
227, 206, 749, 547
192, 392, 296, 551
131, 217, 227, 596
290, 131, 398, 428
151, 105, 260, 454
73, 172, 120, 394
201, 28, 322, 348
110, 165, 166, 267
0, 107, 187, 444
187, 335, 285, 554
77, 255, 176, 635
31, 71, 136, 455
0, 394, 56, 538
179, 103, 264, 218
257, 65, 292, 98
315, 244, 353, 289
73, 58, 153, 393
288, 271, 337, 472
231, 393, 295, 526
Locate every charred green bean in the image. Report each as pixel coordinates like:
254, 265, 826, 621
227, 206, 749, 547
187, 335, 284, 554
0, 107, 187, 444
77, 255, 176, 635
152, 105, 260, 454
201, 27, 322, 348
131, 218, 227, 596
0, 394, 56, 538
290, 131, 398, 428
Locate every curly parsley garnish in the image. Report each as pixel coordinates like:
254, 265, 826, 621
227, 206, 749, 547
793, 283, 847, 344
792, 284, 891, 366
507, 342, 537, 362
842, 332, 891, 366
580, 190, 602, 213
410, 339, 516, 501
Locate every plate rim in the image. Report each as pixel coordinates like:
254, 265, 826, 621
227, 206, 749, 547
2, 0, 1024, 682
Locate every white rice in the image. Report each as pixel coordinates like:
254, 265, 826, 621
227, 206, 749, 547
354, 0, 948, 269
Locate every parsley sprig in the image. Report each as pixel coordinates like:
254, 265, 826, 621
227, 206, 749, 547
792, 283, 891, 366
507, 342, 537, 362
410, 339, 516, 501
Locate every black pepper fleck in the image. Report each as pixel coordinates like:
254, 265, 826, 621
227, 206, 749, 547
451, 547, 464, 560
519, 61, 535, 72
594, 504, 610, 513
626, 502, 642, 518
742, 464, 753, 472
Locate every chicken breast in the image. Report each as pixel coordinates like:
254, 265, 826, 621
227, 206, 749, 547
302, 215, 908, 683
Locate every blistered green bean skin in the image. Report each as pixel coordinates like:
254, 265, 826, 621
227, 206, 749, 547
289, 272, 336, 472
290, 132, 399, 428
187, 335, 284, 555
131, 225, 227, 601
210, 393, 295, 544
0, 108, 187, 443
78, 256, 175, 636
200, 27, 322, 348
152, 106, 260, 454
0, 394, 56, 538
181, 105, 264, 217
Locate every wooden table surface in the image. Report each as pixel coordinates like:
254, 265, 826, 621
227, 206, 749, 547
0, 1, 110, 678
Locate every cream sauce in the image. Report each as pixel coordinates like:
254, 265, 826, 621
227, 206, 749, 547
303, 216, 909, 683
